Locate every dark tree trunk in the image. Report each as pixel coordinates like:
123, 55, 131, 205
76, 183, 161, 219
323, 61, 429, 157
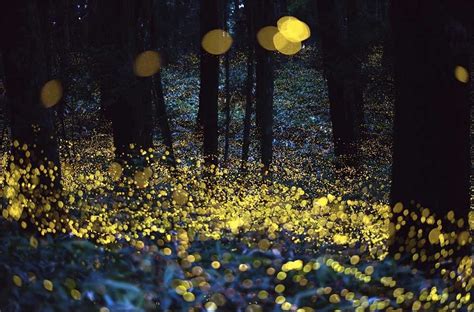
276, 0, 288, 18
223, 0, 232, 164
223, 52, 231, 163
152, 72, 176, 164
114, 1, 153, 160
89, 0, 121, 123
389, 0, 472, 265
38, 1, 54, 76
1, 0, 61, 194
53, 0, 72, 147
95, 0, 154, 162
316, 0, 364, 167
241, 0, 255, 164
255, 0, 275, 170
199, 0, 222, 165
151, 0, 176, 164
390, 0, 471, 216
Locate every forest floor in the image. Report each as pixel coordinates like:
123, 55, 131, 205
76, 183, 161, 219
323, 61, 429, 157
0, 47, 472, 311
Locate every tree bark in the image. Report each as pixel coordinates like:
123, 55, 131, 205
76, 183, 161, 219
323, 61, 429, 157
316, 0, 365, 167
1, 0, 61, 194
389, 0, 472, 265
223, 0, 232, 164
255, 0, 275, 170
95, 0, 154, 162
151, 0, 176, 164
241, 0, 255, 164
199, 0, 222, 165
390, 0, 471, 217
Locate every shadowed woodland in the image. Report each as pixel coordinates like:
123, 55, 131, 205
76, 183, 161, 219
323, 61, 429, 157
0, 0, 473, 311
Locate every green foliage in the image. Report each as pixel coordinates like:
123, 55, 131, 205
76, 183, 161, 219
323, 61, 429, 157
0, 220, 468, 311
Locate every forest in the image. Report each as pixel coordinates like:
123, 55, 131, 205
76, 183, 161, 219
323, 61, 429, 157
0, 0, 472, 311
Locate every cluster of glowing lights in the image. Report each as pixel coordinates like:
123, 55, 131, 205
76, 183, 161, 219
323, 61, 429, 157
0, 137, 473, 310
201, 29, 233, 55
258, 16, 311, 55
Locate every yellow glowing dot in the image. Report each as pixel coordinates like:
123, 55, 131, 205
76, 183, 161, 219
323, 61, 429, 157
40, 79, 63, 108
43, 279, 54, 291
30, 236, 38, 248
275, 284, 285, 293
258, 238, 271, 250
281, 302, 292, 310
316, 197, 329, 206
175, 285, 187, 295
454, 66, 469, 83
239, 264, 249, 272
329, 294, 340, 303
99, 308, 110, 312
333, 233, 348, 245
350, 255, 360, 265
393, 202, 403, 213
258, 290, 269, 299
108, 162, 123, 181
8, 201, 23, 221
134, 171, 149, 188
428, 228, 441, 245
135, 240, 145, 250
143, 167, 153, 179
183, 292, 195, 302
172, 189, 189, 206
163, 247, 172, 255
71, 289, 81, 300
275, 296, 286, 304
277, 16, 311, 43
201, 29, 233, 55
457, 231, 470, 246
364, 266, 374, 275
273, 32, 302, 56
211, 261, 221, 269
257, 26, 278, 51
133, 51, 161, 77
13, 275, 22, 287
412, 301, 422, 311
205, 301, 218, 311
277, 271, 287, 280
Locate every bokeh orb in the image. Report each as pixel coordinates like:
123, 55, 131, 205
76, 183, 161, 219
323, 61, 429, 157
201, 29, 233, 55
257, 26, 279, 51
40, 79, 63, 108
273, 32, 302, 56
277, 16, 311, 43
454, 66, 469, 83
134, 51, 161, 77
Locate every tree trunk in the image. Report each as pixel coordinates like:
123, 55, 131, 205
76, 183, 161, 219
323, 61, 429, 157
152, 73, 176, 164
255, 0, 275, 171
389, 0, 472, 266
1, 0, 61, 195
316, 0, 364, 167
241, 0, 255, 164
151, 0, 176, 164
199, 0, 222, 165
53, 0, 72, 149
2, 1, 60, 185
99, 0, 154, 162
223, 0, 232, 164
